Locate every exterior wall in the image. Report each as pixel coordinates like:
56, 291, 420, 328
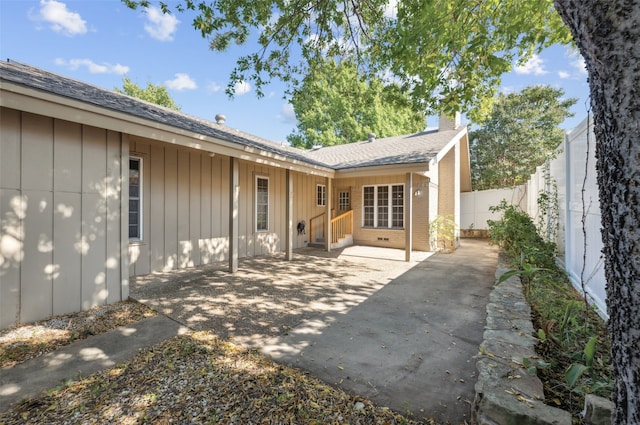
333, 174, 430, 251
291, 173, 327, 246
412, 175, 431, 251
0, 108, 127, 329
438, 147, 456, 219
127, 137, 321, 277
436, 147, 458, 248
128, 138, 232, 276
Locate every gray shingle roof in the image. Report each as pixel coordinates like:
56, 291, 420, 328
0, 60, 326, 168
304, 129, 463, 169
1, 60, 466, 172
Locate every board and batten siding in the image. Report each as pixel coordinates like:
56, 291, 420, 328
0, 108, 128, 329
127, 137, 319, 277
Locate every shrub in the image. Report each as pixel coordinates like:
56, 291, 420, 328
487, 200, 556, 269
487, 200, 612, 417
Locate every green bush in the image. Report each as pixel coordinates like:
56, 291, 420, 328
487, 199, 612, 417
487, 200, 556, 269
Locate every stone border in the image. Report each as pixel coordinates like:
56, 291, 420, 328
471, 253, 572, 425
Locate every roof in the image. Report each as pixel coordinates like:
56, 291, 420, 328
305, 129, 465, 170
0, 60, 325, 169
0, 60, 467, 173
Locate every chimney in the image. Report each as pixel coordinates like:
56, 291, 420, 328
368, 133, 376, 142
438, 112, 461, 131
215, 113, 226, 125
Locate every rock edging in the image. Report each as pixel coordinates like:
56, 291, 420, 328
471, 254, 572, 425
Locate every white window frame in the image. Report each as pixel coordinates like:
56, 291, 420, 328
129, 156, 143, 241
361, 183, 404, 229
316, 184, 327, 207
338, 191, 350, 211
255, 176, 269, 232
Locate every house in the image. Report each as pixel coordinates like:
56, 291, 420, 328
0, 60, 471, 329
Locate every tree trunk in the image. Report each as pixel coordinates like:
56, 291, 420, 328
553, 0, 640, 423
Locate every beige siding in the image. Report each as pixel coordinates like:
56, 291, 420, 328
53, 191, 82, 315
164, 147, 178, 270
54, 120, 82, 192
126, 140, 297, 276
412, 175, 431, 251
149, 144, 165, 272
0, 108, 21, 189
0, 108, 127, 329
130, 147, 237, 272
22, 190, 53, 323
106, 130, 123, 304
438, 148, 456, 218
22, 113, 54, 191
0, 189, 21, 327
291, 173, 328, 246
344, 175, 409, 250
81, 126, 108, 309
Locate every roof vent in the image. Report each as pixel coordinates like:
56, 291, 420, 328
368, 133, 376, 142
215, 114, 226, 125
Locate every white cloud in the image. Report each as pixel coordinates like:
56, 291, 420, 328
234, 80, 251, 95
165, 73, 197, 91
500, 86, 516, 95
281, 103, 296, 123
206, 82, 222, 93
384, 0, 398, 19
558, 70, 570, 79
54, 58, 129, 74
514, 54, 547, 75
571, 57, 587, 75
144, 6, 179, 41
36, 0, 87, 36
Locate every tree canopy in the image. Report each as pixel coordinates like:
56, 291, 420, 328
287, 59, 425, 149
123, 0, 570, 120
470, 85, 576, 190
115, 77, 181, 111
122, 1, 640, 420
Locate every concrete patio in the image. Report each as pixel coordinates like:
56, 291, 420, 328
130, 239, 498, 424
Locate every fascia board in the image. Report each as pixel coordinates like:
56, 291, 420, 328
0, 82, 335, 178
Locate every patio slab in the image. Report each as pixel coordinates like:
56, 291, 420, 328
130, 239, 498, 424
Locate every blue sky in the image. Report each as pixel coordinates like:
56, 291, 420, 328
0, 0, 591, 143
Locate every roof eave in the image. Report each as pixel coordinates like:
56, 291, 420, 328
0, 81, 334, 178
334, 162, 430, 178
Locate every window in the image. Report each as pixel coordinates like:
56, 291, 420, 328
129, 157, 142, 240
339, 191, 350, 211
362, 184, 404, 228
377, 186, 389, 227
256, 176, 269, 231
392, 185, 404, 228
316, 184, 326, 206
363, 186, 374, 227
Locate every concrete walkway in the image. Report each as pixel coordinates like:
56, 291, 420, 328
263, 240, 498, 423
1, 239, 497, 424
0, 316, 189, 412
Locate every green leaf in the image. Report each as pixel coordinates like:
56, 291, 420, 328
565, 363, 589, 388
537, 329, 547, 341
584, 335, 597, 368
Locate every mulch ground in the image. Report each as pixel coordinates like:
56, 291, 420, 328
0, 302, 438, 424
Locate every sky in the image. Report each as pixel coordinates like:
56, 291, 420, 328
0, 0, 591, 143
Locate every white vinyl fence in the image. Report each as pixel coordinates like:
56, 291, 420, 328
462, 116, 607, 318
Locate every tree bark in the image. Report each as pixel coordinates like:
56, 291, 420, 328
553, 0, 640, 423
